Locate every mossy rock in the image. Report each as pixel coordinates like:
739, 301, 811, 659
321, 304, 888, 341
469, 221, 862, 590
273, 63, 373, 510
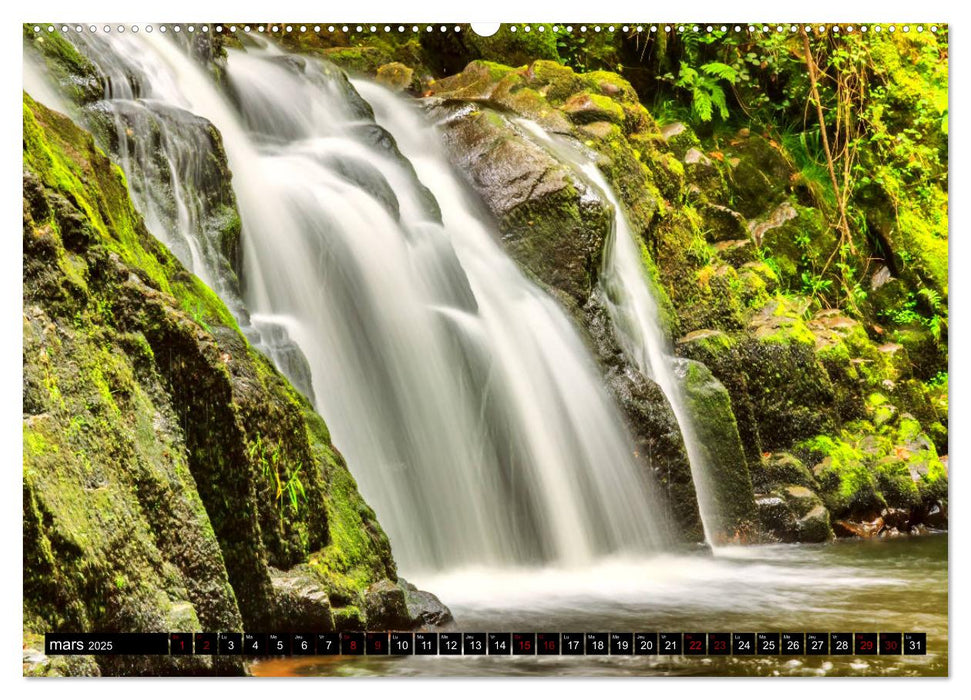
755, 203, 834, 286
562, 92, 626, 125
24, 26, 103, 105
462, 24, 560, 67
872, 457, 922, 510
322, 45, 397, 76
751, 452, 817, 491
755, 486, 833, 543
891, 324, 947, 382
22, 95, 444, 673
660, 122, 702, 160
796, 434, 885, 518
677, 359, 757, 541
427, 101, 610, 304
702, 205, 749, 243
676, 328, 762, 470
720, 131, 794, 218
375, 62, 416, 92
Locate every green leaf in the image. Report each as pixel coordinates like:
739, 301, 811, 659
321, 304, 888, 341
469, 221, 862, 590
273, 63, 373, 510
709, 84, 729, 120
692, 87, 713, 121
701, 61, 738, 83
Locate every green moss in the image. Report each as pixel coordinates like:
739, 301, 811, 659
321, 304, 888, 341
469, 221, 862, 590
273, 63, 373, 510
563, 92, 626, 124
751, 297, 816, 345
464, 24, 560, 67
751, 452, 817, 491
25, 94, 240, 334
679, 329, 735, 357
873, 457, 921, 509
331, 605, 364, 631
636, 236, 680, 340
796, 434, 883, 516
23, 423, 59, 457
24, 26, 102, 104
679, 359, 757, 540
311, 435, 393, 596
23, 92, 401, 665
796, 408, 947, 520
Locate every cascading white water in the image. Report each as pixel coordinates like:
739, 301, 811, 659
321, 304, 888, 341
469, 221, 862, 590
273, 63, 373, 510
514, 122, 719, 542
41, 33, 677, 573
54, 33, 247, 320
593, 175, 719, 543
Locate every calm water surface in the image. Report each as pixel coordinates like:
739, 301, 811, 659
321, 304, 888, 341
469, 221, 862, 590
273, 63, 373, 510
253, 534, 947, 677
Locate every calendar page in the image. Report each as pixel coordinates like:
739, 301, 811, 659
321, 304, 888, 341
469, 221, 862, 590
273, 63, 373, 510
22, 20, 948, 679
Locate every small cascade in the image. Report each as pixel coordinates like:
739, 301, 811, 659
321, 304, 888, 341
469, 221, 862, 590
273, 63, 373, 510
514, 120, 721, 543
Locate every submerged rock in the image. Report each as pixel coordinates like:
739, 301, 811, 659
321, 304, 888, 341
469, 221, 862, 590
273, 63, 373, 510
833, 517, 885, 539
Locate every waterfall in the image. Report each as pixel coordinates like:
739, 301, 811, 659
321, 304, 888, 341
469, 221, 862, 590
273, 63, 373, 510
515, 121, 719, 543
42, 33, 675, 573
56, 32, 248, 322
593, 175, 718, 543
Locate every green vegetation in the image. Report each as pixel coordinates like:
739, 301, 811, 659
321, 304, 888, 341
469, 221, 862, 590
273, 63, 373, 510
23, 27, 948, 675
22, 93, 415, 674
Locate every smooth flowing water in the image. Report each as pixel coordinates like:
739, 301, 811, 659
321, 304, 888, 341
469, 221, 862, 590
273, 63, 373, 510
44, 33, 672, 571
513, 120, 722, 542
252, 534, 947, 677
52, 32, 249, 320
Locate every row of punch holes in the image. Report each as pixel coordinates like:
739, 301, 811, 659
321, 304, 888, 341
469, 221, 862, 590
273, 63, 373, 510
33, 23, 941, 36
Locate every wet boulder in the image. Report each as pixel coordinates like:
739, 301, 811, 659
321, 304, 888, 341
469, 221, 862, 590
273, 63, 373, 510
676, 329, 762, 470
375, 61, 415, 92
364, 579, 454, 630
756, 485, 833, 543
584, 298, 704, 543
426, 100, 611, 304
364, 579, 413, 629
677, 358, 757, 541
751, 452, 818, 491
400, 579, 454, 627
270, 566, 336, 632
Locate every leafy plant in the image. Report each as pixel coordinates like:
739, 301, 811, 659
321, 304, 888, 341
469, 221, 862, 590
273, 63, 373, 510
800, 270, 833, 310
671, 61, 738, 121
883, 290, 947, 341
185, 300, 212, 333
247, 435, 307, 513
282, 465, 307, 514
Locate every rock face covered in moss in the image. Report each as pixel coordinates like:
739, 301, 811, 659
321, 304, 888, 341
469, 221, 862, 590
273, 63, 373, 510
677, 360, 757, 539
22, 94, 450, 676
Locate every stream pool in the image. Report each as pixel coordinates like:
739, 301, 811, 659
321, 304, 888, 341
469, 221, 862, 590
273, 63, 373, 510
252, 533, 947, 677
